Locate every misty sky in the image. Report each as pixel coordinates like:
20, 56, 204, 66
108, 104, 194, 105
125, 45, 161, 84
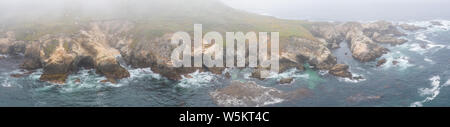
221, 0, 450, 21
0, 0, 449, 22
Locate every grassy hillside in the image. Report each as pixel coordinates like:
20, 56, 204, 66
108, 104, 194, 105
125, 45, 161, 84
2, 0, 316, 44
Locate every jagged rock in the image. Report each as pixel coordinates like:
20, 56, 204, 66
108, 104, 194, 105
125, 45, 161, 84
392, 60, 399, 65
308, 23, 345, 49
10, 74, 24, 78
224, 72, 231, 79
74, 78, 81, 84
399, 24, 426, 31
279, 77, 294, 84
122, 33, 202, 80
307, 21, 405, 63
15, 21, 133, 84
39, 37, 76, 84
346, 28, 389, 62
0, 31, 15, 54
279, 58, 304, 72
329, 64, 352, 78
250, 68, 265, 80
376, 58, 387, 67
353, 76, 364, 80
283, 37, 337, 70
10, 70, 34, 78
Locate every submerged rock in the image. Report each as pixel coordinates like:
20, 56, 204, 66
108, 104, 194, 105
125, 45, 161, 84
210, 81, 311, 107
210, 81, 284, 107
392, 60, 399, 65
10, 70, 34, 78
39, 73, 69, 84
74, 78, 81, 84
346, 94, 382, 103
376, 58, 387, 67
279, 77, 294, 84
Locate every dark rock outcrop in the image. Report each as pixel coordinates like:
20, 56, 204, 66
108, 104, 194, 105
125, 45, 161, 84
328, 64, 352, 78
279, 77, 294, 84
376, 58, 387, 67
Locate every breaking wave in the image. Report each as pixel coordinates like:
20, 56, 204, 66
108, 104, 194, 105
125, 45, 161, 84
410, 76, 449, 107
379, 51, 414, 70
177, 70, 217, 88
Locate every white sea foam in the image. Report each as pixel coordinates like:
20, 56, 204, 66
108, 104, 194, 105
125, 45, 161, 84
424, 58, 434, 64
337, 73, 366, 83
127, 67, 162, 80
1, 78, 12, 87
410, 76, 449, 107
380, 51, 414, 70
410, 33, 446, 54
0, 54, 8, 58
178, 70, 216, 88
403, 20, 450, 55
265, 68, 309, 80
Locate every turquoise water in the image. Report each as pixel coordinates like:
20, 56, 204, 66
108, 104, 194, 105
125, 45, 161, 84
0, 20, 449, 107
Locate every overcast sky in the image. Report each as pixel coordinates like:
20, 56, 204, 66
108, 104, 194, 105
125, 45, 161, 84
221, 0, 450, 21
0, 0, 448, 22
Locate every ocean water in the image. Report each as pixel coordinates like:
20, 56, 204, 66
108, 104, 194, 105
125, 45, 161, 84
0, 20, 449, 107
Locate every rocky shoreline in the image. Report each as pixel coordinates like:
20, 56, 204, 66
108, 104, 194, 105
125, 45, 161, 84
0, 20, 427, 84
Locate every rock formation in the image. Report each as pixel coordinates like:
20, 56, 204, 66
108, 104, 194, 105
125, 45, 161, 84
328, 64, 352, 78
0, 19, 409, 83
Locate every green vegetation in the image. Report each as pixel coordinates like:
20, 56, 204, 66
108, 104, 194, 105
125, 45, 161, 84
4, 0, 317, 47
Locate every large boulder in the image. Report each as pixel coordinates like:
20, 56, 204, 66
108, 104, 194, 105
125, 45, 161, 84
328, 64, 352, 78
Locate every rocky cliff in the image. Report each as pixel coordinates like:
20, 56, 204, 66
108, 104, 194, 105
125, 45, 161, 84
0, 19, 412, 83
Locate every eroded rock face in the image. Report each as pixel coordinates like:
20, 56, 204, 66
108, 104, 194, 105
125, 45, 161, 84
0, 31, 26, 55
308, 21, 407, 63
19, 21, 133, 84
328, 64, 352, 78
283, 37, 337, 70
210, 81, 311, 107
346, 28, 389, 62
2, 19, 409, 83
38, 35, 76, 84
122, 33, 202, 80
308, 23, 345, 49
